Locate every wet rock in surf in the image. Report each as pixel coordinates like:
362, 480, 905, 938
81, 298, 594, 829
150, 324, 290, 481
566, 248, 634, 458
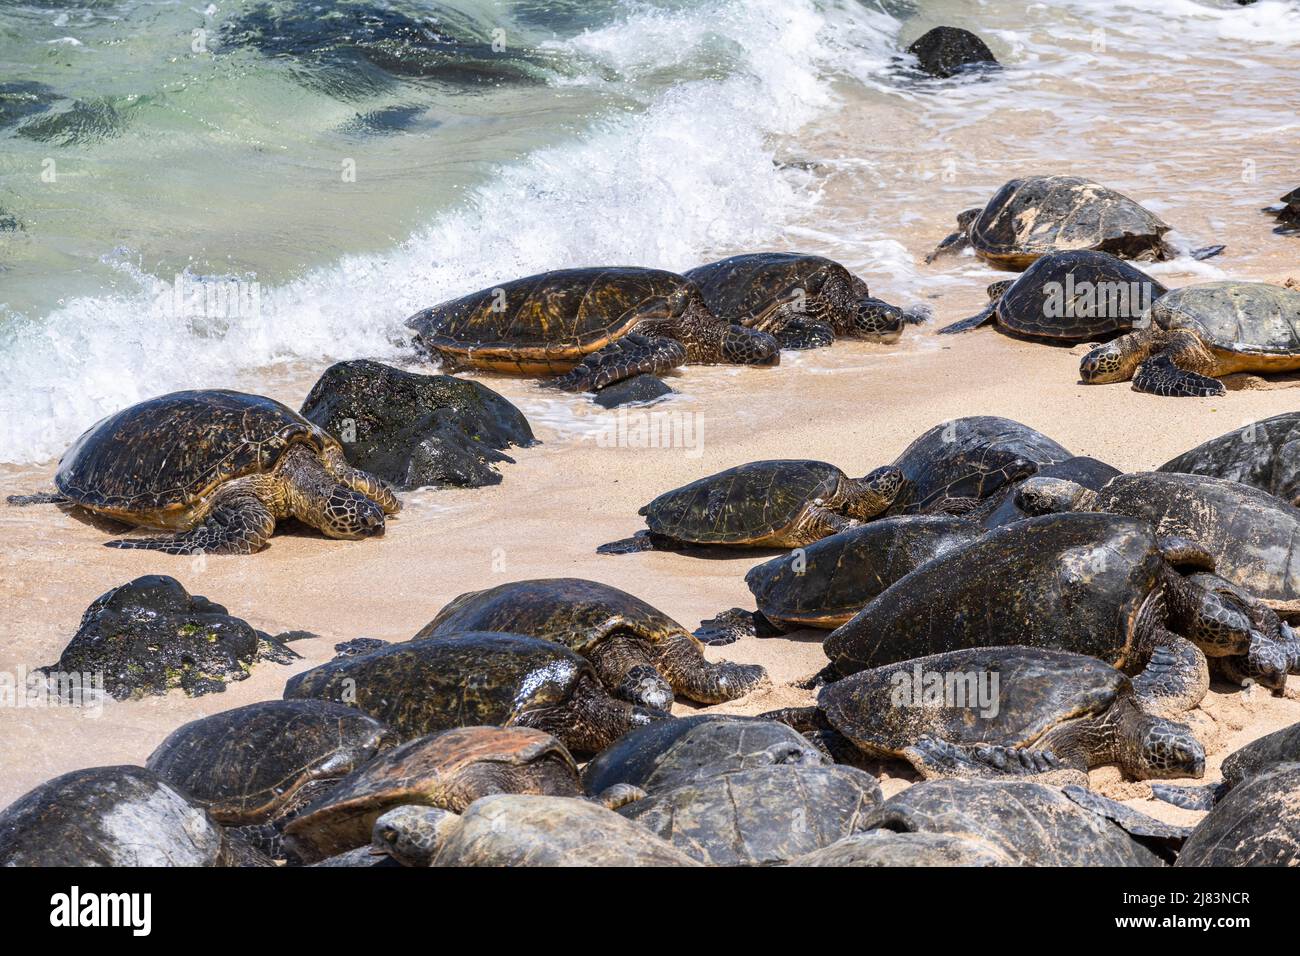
41, 575, 297, 701
16, 97, 128, 146
592, 374, 675, 409
300, 360, 535, 491
907, 26, 999, 79
0, 81, 58, 130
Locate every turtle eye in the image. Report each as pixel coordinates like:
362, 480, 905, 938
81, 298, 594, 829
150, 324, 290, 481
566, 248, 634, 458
379, 827, 399, 845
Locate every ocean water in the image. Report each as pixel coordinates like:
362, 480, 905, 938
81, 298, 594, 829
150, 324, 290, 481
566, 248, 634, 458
0, 0, 1296, 463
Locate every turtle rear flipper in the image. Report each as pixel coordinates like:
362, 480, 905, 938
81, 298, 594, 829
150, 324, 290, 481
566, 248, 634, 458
903, 735, 1086, 785
6, 491, 68, 506
1149, 781, 1227, 812
542, 334, 687, 392
1132, 352, 1225, 398
595, 530, 684, 555
106, 489, 277, 556
692, 607, 785, 645
937, 303, 997, 334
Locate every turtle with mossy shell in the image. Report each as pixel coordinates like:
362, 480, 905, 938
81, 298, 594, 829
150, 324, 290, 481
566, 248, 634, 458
1175, 763, 1300, 867
372, 795, 703, 867
822, 512, 1287, 694
283, 632, 665, 754
1158, 412, 1300, 506
926, 176, 1223, 268
405, 266, 780, 392
696, 516, 982, 644
7, 389, 400, 554
597, 459, 905, 554
414, 578, 768, 710
145, 700, 398, 857
1153, 719, 1300, 811
1080, 281, 1300, 397
1267, 186, 1300, 235
282, 726, 585, 863
938, 249, 1167, 339
683, 252, 923, 349
764, 645, 1206, 784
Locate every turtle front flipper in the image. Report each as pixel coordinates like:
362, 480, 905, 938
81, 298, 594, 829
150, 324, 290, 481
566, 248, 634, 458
1149, 782, 1227, 812
541, 334, 687, 392
924, 209, 981, 263
937, 304, 997, 334
902, 735, 1085, 785
106, 486, 277, 556
1132, 349, 1225, 398
773, 318, 835, 350
322, 447, 401, 515
516, 674, 666, 754
1130, 633, 1209, 717
653, 632, 769, 704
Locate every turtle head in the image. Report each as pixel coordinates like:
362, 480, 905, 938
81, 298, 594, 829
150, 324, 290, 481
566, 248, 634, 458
1130, 713, 1205, 780
1079, 341, 1129, 384
1014, 477, 1094, 516
849, 297, 906, 342
372, 806, 458, 867
719, 324, 780, 366
846, 466, 905, 519
318, 485, 387, 539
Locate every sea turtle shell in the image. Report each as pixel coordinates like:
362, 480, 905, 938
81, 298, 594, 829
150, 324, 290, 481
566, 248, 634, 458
145, 700, 397, 825
640, 459, 846, 544
54, 389, 337, 528
413, 577, 687, 653
786, 830, 1014, 866
994, 250, 1166, 341
819, 646, 1128, 758
282, 632, 594, 740
1176, 763, 1300, 866
967, 176, 1169, 269
1158, 412, 1300, 506
1146, 281, 1300, 360
0, 766, 230, 866
824, 513, 1168, 676
1084, 471, 1300, 601
886, 416, 1071, 516
618, 764, 882, 866
405, 267, 702, 373
982, 456, 1122, 530
683, 253, 868, 329
283, 726, 581, 862
745, 515, 982, 628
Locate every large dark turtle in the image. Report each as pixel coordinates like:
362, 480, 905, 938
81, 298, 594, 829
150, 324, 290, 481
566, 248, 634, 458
823, 512, 1287, 693
1158, 412, 1300, 506
598, 459, 904, 554
981, 456, 1121, 529
1080, 281, 1300, 397
372, 795, 702, 867
146, 700, 397, 852
1016, 471, 1300, 608
885, 415, 1071, 517
7, 389, 400, 554
283, 632, 664, 754
698, 516, 981, 644
1267, 186, 1300, 234
926, 176, 1207, 269
938, 250, 1166, 338
405, 267, 779, 392
766, 646, 1205, 783
0, 766, 236, 866
580, 715, 824, 796
859, 778, 1163, 866
283, 726, 582, 862
1155, 719, 1300, 810
617, 764, 882, 866
1175, 763, 1300, 866
683, 252, 919, 349
414, 578, 767, 709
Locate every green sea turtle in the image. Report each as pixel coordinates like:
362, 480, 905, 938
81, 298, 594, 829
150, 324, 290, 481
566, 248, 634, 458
617, 764, 882, 866
885, 415, 1071, 517
1158, 412, 1300, 506
598, 459, 905, 554
283, 632, 664, 754
938, 250, 1166, 338
146, 700, 397, 855
283, 726, 583, 862
7, 389, 400, 554
1080, 281, 1300, 397
765, 646, 1205, 783
1154, 719, 1300, 810
1267, 186, 1299, 234
0, 766, 236, 866
580, 715, 825, 796
860, 778, 1163, 866
683, 252, 921, 349
1015, 471, 1300, 609
823, 512, 1289, 692
1175, 763, 1300, 866
405, 267, 779, 392
927, 176, 1219, 269
372, 795, 702, 867
414, 578, 767, 709
697, 516, 981, 644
